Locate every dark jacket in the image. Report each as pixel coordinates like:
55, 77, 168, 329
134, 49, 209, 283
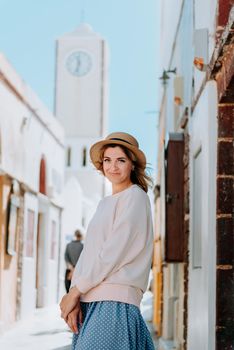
64, 240, 83, 267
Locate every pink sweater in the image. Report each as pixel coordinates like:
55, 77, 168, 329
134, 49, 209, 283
71, 184, 153, 308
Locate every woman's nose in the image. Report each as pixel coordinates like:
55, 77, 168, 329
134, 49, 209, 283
110, 161, 118, 169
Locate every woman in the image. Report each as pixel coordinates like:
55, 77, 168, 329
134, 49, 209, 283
60, 132, 155, 350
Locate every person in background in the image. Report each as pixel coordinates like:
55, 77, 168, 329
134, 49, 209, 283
60, 132, 155, 349
64, 229, 83, 293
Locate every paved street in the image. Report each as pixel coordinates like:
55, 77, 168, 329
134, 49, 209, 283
0, 302, 158, 350
0, 305, 72, 350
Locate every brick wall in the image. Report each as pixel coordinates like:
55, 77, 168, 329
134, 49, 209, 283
213, 7, 234, 347
216, 101, 234, 350
216, 0, 234, 41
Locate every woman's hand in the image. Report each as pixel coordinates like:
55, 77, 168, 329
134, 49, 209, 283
60, 286, 81, 321
66, 302, 83, 334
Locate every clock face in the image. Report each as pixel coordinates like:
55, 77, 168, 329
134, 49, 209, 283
66, 51, 92, 77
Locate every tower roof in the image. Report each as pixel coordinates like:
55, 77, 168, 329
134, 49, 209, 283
61, 23, 101, 39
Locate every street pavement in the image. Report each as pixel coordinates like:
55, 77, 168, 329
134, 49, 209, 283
0, 305, 72, 350
0, 297, 158, 350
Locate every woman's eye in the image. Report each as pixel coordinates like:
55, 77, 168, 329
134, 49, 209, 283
103, 159, 110, 162
119, 159, 125, 163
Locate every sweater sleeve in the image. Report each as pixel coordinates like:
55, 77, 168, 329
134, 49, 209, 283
71, 190, 150, 294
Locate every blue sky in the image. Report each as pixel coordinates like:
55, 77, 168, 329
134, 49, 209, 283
0, 0, 159, 175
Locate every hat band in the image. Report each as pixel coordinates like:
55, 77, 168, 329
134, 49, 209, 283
109, 137, 134, 146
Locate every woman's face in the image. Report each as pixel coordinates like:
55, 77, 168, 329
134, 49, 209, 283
102, 146, 132, 186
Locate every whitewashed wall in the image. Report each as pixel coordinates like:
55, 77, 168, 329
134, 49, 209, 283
47, 205, 61, 305
188, 80, 217, 350
193, 0, 218, 96
0, 53, 65, 319
0, 54, 64, 201
159, 0, 184, 69
20, 193, 38, 318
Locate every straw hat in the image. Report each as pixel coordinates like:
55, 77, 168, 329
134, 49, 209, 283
90, 132, 146, 169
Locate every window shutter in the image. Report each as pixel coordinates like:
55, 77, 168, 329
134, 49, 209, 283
165, 133, 185, 262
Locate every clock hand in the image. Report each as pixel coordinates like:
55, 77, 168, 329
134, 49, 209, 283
75, 56, 81, 73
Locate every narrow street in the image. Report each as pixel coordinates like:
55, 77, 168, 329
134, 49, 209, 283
0, 305, 72, 350
0, 302, 158, 350
0, 1, 233, 349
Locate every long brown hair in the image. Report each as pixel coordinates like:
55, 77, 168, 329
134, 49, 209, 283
96, 144, 152, 193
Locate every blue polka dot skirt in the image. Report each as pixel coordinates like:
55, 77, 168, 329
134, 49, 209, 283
71, 301, 155, 350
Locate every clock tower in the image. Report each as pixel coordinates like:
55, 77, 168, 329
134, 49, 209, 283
54, 24, 109, 200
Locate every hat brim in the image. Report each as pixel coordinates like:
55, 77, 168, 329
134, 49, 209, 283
90, 139, 146, 169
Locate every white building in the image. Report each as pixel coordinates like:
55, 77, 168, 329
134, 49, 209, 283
0, 53, 65, 332
54, 24, 109, 297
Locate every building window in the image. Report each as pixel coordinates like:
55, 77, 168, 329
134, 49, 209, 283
82, 147, 87, 167
67, 147, 71, 167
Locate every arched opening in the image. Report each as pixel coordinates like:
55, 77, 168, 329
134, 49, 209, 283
39, 157, 46, 195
